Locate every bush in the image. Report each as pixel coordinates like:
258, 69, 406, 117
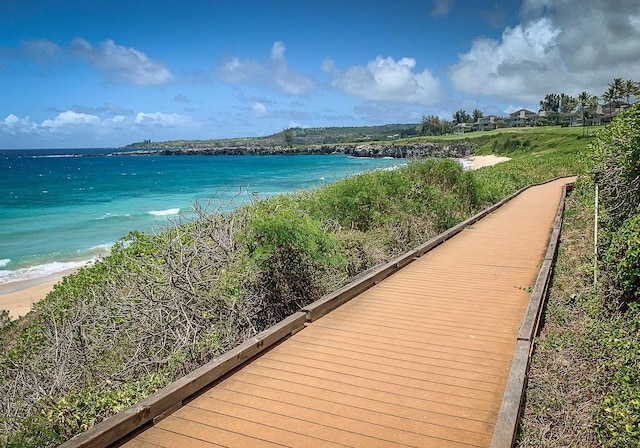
0, 310, 10, 330
590, 104, 640, 309
590, 103, 640, 228
307, 168, 411, 231
592, 303, 640, 447
602, 213, 640, 307
240, 200, 346, 326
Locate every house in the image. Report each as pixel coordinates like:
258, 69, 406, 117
559, 112, 580, 127
538, 110, 585, 127
598, 102, 630, 123
507, 109, 537, 127
475, 115, 502, 131
453, 122, 474, 134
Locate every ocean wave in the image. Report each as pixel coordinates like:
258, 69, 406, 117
0, 259, 93, 285
96, 212, 132, 220
88, 243, 113, 254
149, 208, 180, 216
0, 259, 10, 268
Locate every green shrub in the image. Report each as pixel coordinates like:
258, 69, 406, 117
592, 303, 640, 447
307, 168, 411, 231
590, 103, 640, 228
601, 212, 640, 308
240, 200, 346, 325
0, 372, 168, 448
0, 310, 10, 331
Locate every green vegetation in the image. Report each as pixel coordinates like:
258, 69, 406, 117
5, 120, 640, 447
125, 123, 419, 149
589, 103, 640, 446
517, 103, 640, 447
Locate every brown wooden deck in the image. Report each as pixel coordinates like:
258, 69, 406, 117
120, 177, 574, 448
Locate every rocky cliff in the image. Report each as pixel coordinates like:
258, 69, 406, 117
113, 141, 473, 159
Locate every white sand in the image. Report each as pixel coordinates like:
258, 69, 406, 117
463, 154, 511, 170
0, 269, 78, 320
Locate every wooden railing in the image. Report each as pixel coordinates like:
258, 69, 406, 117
490, 181, 574, 448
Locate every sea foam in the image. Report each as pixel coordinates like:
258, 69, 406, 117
96, 212, 132, 220
149, 208, 180, 216
0, 260, 92, 285
0, 259, 10, 268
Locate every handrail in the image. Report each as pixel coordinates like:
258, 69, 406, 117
490, 180, 575, 448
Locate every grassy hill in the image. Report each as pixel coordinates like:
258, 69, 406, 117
124, 123, 420, 149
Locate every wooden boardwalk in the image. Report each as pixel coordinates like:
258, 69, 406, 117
120, 178, 573, 448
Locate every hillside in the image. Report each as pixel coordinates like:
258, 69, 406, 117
123, 123, 419, 149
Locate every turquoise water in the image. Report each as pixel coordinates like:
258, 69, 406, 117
0, 148, 405, 284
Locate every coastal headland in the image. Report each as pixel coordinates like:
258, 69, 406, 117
114, 141, 474, 159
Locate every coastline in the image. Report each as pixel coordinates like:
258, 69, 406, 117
0, 268, 79, 320
1, 154, 510, 321
464, 154, 511, 170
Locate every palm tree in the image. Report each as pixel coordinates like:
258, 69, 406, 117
623, 79, 638, 105
578, 91, 591, 135
612, 78, 624, 111
603, 85, 616, 118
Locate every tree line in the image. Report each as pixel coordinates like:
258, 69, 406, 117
540, 78, 639, 117
416, 77, 639, 136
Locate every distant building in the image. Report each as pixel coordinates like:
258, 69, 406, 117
448, 99, 634, 135
453, 122, 474, 134
475, 115, 502, 131
507, 109, 537, 127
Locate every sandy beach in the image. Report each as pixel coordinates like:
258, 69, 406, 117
1, 154, 511, 321
0, 268, 79, 320
464, 154, 511, 170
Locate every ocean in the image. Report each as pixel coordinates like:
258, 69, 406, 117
0, 148, 405, 285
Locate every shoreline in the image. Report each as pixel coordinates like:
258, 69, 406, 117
0, 268, 80, 320
1, 154, 511, 321
464, 154, 511, 170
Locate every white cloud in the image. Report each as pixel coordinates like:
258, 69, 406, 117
1, 109, 201, 146
271, 41, 286, 60
326, 56, 443, 105
104, 115, 127, 125
134, 112, 197, 127
450, 18, 563, 102
71, 38, 174, 86
41, 111, 100, 128
0, 114, 37, 134
4, 114, 20, 127
251, 102, 268, 117
215, 41, 316, 96
450, 0, 640, 102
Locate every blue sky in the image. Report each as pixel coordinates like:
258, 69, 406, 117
1, 0, 639, 149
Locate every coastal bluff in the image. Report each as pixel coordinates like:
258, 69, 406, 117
114, 141, 473, 159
